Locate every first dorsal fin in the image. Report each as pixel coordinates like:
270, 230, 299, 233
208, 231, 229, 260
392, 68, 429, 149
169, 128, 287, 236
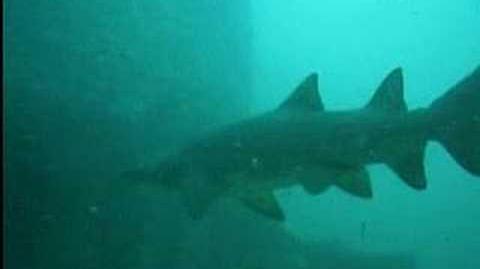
367, 68, 407, 113
278, 73, 324, 112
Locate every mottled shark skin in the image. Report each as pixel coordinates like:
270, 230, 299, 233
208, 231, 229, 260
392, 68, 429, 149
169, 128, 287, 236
127, 66, 480, 221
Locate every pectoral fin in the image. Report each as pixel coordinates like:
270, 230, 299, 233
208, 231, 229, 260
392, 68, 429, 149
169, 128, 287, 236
384, 137, 427, 190
239, 190, 285, 221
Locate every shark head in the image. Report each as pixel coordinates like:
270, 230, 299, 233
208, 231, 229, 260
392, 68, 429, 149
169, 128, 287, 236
153, 156, 190, 190
152, 153, 227, 219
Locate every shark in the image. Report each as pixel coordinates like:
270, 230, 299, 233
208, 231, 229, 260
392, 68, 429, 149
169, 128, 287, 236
126, 66, 480, 221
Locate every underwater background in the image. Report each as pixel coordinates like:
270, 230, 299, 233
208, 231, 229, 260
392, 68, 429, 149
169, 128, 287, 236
4, 0, 480, 268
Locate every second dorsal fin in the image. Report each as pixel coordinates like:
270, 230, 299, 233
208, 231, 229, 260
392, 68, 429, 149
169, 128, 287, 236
278, 73, 324, 112
367, 68, 407, 113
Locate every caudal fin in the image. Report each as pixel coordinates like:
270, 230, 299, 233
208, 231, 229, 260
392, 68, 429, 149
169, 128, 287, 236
430, 66, 480, 176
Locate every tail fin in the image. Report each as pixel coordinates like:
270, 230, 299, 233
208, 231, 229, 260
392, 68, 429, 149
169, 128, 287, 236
429, 66, 480, 176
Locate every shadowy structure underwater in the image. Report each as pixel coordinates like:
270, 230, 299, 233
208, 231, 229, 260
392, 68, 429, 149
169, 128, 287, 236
125, 184, 417, 269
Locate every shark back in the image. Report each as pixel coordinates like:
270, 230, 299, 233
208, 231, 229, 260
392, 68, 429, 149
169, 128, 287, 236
272, 68, 429, 196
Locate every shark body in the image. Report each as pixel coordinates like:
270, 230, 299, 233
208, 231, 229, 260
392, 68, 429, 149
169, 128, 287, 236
130, 66, 480, 221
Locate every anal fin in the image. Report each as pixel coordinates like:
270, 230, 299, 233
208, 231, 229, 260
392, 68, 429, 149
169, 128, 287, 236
384, 137, 427, 190
386, 145, 427, 190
